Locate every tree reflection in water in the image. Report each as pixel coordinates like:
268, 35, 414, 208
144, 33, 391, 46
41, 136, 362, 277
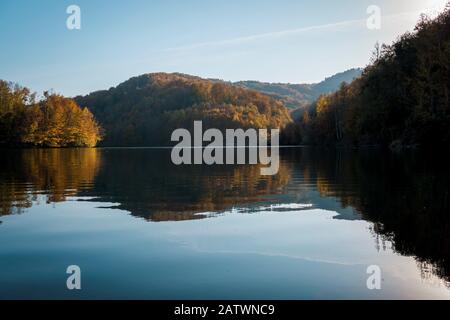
0, 147, 449, 285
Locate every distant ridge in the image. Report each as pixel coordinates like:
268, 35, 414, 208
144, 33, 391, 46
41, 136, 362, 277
235, 68, 363, 109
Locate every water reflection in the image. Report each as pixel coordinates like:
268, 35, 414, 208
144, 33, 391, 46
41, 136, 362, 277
0, 147, 449, 286
292, 149, 450, 285
0, 149, 101, 215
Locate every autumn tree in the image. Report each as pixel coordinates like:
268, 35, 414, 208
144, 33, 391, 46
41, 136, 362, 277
0, 81, 102, 147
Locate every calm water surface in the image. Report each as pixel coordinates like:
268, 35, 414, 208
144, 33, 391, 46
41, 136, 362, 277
0, 148, 449, 299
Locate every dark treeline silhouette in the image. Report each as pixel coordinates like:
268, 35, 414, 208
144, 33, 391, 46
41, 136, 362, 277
0, 81, 102, 147
75, 73, 292, 146
283, 6, 450, 148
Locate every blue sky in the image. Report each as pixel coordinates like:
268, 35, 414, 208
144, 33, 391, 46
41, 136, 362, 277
0, 0, 447, 96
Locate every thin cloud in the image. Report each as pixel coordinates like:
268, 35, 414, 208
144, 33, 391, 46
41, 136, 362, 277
164, 10, 424, 53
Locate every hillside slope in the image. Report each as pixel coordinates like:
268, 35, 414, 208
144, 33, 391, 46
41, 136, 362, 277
75, 73, 292, 146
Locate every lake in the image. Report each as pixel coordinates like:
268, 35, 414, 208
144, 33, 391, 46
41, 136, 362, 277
0, 147, 449, 299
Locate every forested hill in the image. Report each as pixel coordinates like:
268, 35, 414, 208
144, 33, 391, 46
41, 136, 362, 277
235, 68, 363, 109
75, 73, 292, 147
286, 6, 450, 148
